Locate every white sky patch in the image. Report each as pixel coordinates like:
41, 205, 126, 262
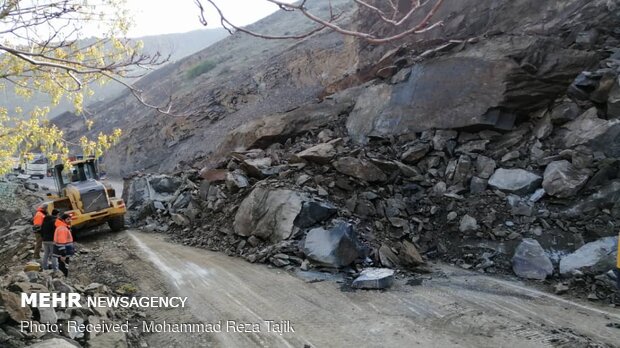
125, 0, 295, 37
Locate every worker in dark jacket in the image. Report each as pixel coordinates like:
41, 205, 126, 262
40, 209, 59, 271
32, 205, 46, 257
53, 213, 75, 277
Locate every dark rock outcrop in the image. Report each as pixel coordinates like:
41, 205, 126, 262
346, 37, 597, 143
302, 221, 362, 268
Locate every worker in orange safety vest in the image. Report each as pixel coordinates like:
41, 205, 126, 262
32, 205, 46, 258
53, 213, 75, 277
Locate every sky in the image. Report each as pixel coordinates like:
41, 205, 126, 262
125, 0, 294, 37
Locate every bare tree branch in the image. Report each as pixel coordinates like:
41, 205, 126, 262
195, 0, 329, 40
194, 0, 445, 44
0, 0, 179, 117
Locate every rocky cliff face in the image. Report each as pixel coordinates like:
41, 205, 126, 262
118, 0, 620, 301
55, 0, 618, 178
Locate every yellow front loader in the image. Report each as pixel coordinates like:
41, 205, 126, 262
45, 158, 126, 233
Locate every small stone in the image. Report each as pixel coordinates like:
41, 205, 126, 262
398, 241, 425, 267
529, 188, 546, 202
447, 212, 457, 222
317, 129, 335, 142
432, 130, 458, 151
433, 181, 447, 195
401, 143, 431, 163
456, 140, 489, 154
153, 201, 166, 211
225, 171, 250, 192
317, 186, 328, 196
38, 306, 58, 324
549, 100, 581, 124
488, 168, 542, 195
296, 174, 312, 186
459, 215, 479, 233
554, 283, 569, 294
270, 257, 290, 267
533, 114, 553, 140
452, 155, 472, 184
507, 231, 521, 240
171, 213, 190, 226
333, 157, 387, 182
501, 150, 521, 163
295, 142, 337, 164
475, 156, 496, 179
470, 177, 487, 194
247, 235, 260, 247
530, 226, 543, 236
351, 268, 395, 289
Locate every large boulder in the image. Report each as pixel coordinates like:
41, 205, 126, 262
234, 188, 304, 241
559, 237, 618, 276
512, 239, 554, 280
233, 187, 334, 242
488, 168, 542, 195
560, 107, 620, 157
302, 221, 362, 267
346, 36, 597, 143
542, 160, 590, 198
122, 176, 151, 210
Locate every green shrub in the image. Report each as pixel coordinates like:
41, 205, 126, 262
186, 60, 217, 79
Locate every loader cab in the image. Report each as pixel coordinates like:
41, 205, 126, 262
53, 158, 100, 195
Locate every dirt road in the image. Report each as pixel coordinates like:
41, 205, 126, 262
84, 231, 620, 348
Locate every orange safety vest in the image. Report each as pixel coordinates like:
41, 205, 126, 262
54, 221, 73, 245
33, 211, 45, 226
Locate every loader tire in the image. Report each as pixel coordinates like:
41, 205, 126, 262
108, 215, 125, 232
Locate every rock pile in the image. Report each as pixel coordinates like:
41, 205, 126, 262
124, 21, 620, 300
0, 264, 132, 348
0, 185, 142, 348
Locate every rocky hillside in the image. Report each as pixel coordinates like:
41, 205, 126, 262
53, 0, 617, 179
118, 0, 620, 301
